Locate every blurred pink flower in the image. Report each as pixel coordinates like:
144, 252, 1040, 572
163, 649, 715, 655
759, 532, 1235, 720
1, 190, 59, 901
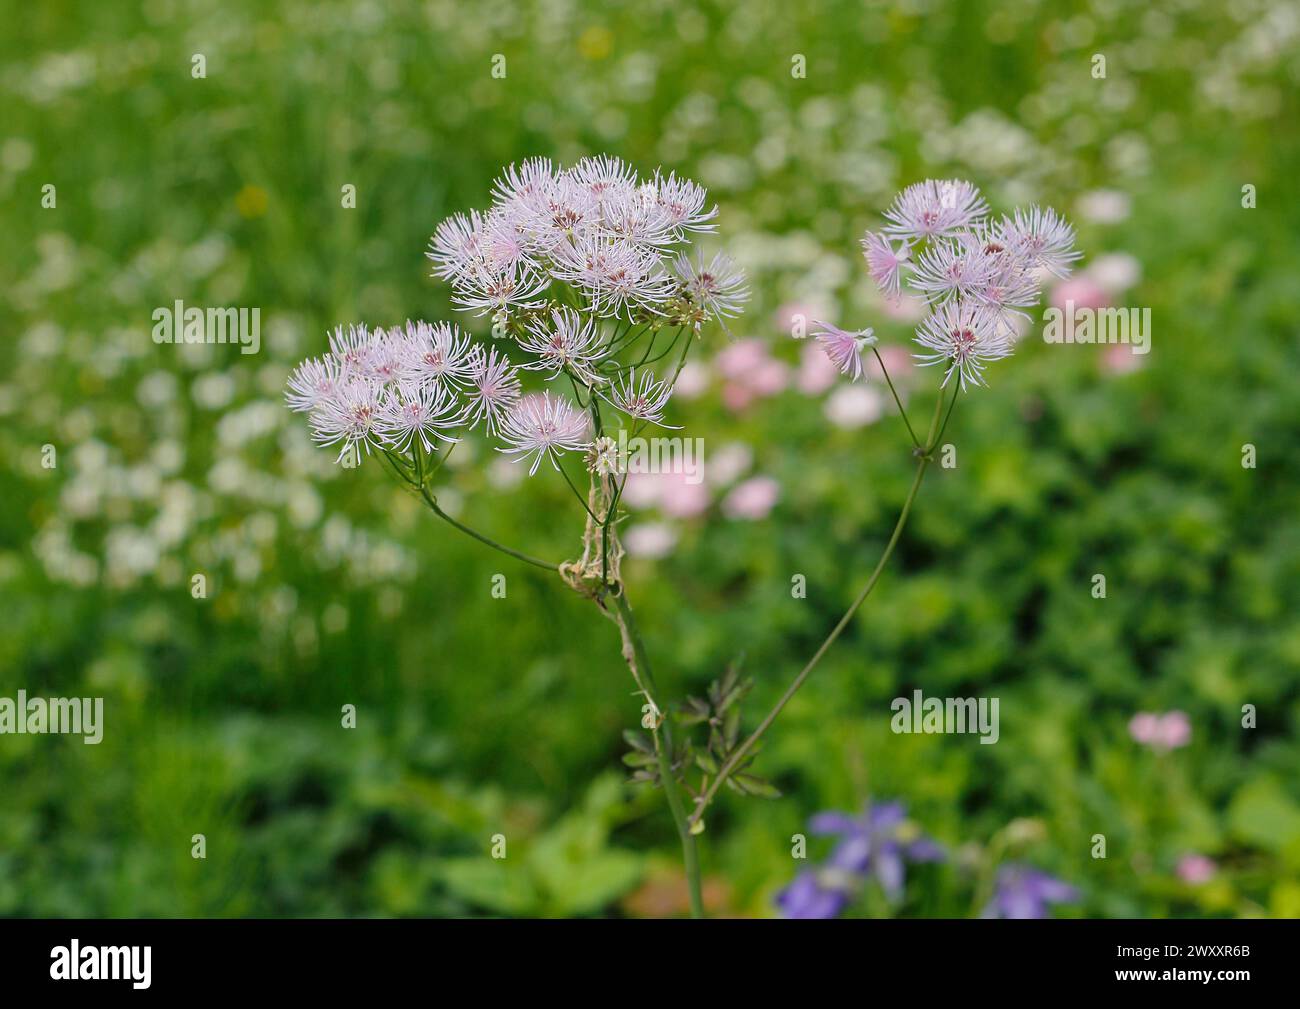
775, 301, 828, 339
715, 338, 771, 379
877, 292, 928, 322
1100, 342, 1145, 375
659, 471, 710, 518
1159, 711, 1191, 748
750, 359, 790, 396
1050, 275, 1109, 312
706, 442, 754, 487
722, 475, 780, 520
865, 344, 914, 385
714, 338, 789, 411
622, 470, 711, 518
1175, 854, 1217, 885
1129, 711, 1191, 751
722, 382, 756, 412
619, 470, 661, 509
797, 341, 840, 395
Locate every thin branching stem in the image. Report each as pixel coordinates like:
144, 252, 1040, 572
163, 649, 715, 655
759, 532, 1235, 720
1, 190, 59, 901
417, 484, 560, 571
687, 391, 951, 827
379, 448, 560, 571
928, 381, 962, 454
872, 346, 921, 449
557, 461, 601, 522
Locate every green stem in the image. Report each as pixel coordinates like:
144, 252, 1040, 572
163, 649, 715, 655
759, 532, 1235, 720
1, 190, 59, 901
687, 391, 949, 827
611, 590, 705, 919
557, 463, 601, 522
378, 448, 558, 571
928, 382, 961, 454
417, 484, 559, 572
872, 347, 920, 449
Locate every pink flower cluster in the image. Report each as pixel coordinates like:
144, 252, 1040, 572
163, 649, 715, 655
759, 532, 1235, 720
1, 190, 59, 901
804, 180, 1080, 391
1128, 710, 1191, 752
427, 155, 747, 325
285, 157, 750, 475
620, 442, 781, 559
285, 321, 519, 465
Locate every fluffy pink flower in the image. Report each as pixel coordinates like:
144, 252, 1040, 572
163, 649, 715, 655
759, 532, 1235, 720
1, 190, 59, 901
860, 231, 909, 301
883, 179, 988, 243
913, 301, 1008, 390
497, 391, 591, 475
812, 321, 876, 382
999, 205, 1081, 278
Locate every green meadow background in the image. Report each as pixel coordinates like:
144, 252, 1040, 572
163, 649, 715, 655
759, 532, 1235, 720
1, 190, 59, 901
2, 0, 1298, 917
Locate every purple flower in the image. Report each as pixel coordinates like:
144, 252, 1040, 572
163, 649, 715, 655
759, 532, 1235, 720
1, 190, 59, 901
775, 867, 854, 919
983, 865, 1079, 919
776, 801, 944, 917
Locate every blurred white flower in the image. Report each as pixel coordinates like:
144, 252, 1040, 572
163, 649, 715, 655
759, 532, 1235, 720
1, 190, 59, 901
1076, 189, 1131, 224
1087, 252, 1141, 294
824, 384, 885, 429
624, 522, 679, 559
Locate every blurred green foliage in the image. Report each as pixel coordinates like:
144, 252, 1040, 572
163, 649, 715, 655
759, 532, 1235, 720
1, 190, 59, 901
1, 0, 1298, 917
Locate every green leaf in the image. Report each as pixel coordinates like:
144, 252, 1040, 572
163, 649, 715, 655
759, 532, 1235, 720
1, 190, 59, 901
622, 729, 653, 753
1228, 777, 1300, 853
439, 857, 539, 916
734, 774, 781, 799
